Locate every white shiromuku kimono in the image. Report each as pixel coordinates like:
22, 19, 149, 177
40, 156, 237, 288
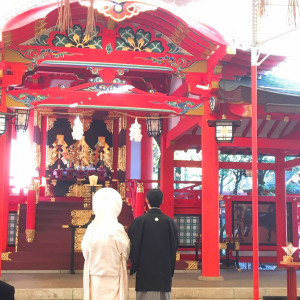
82, 187, 130, 300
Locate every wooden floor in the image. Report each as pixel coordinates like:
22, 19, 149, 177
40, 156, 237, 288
1, 269, 300, 299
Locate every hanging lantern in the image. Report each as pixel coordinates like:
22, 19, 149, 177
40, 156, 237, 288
129, 118, 142, 142
0, 112, 16, 136
15, 109, 30, 132
207, 115, 241, 143
72, 116, 84, 140
146, 114, 163, 137
0, 113, 7, 136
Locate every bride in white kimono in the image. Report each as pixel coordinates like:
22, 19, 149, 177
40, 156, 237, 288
82, 187, 130, 300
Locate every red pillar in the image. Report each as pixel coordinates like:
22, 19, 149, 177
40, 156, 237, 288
200, 101, 221, 279
251, 62, 259, 300
160, 119, 174, 218
141, 122, 153, 191
125, 117, 132, 180
275, 153, 287, 265
112, 118, 119, 189
26, 184, 36, 242
0, 134, 6, 277
135, 182, 145, 218
2, 118, 13, 251
40, 116, 47, 180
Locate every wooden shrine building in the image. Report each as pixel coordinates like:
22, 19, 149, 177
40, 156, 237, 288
0, 0, 299, 281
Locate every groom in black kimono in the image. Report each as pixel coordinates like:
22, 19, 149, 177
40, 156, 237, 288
128, 188, 178, 300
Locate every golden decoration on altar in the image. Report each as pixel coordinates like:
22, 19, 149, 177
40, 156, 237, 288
1, 252, 12, 261
33, 143, 41, 170
71, 209, 93, 226
25, 229, 35, 243
15, 204, 20, 252
119, 114, 127, 131
118, 145, 126, 172
50, 135, 68, 167
66, 182, 91, 197
71, 209, 94, 251
108, 111, 121, 119
93, 136, 112, 170
104, 119, 113, 133
185, 261, 198, 270
74, 228, 86, 252
176, 252, 180, 261
119, 182, 126, 200
45, 182, 52, 196
34, 110, 42, 128
46, 145, 52, 167
68, 136, 94, 169
47, 116, 57, 130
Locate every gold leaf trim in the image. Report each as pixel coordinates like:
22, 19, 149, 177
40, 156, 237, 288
185, 261, 198, 270
118, 145, 126, 172
1, 252, 12, 261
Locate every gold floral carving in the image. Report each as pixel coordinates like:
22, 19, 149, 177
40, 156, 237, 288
25, 229, 35, 242
71, 210, 93, 226
34, 110, 42, 128
1, 252, 12, 261
176, 252, 180, 261
119, 182, 125, 200
46, 145, 52, 167
105, 119, 113, 133
185, 261, 198, 270
68, 137, 94, 169
84, 197, 91, 209
108, 111, 121, 119
47, 116, 57, 131
119, 114, 127, 131
118, 145, 126, 172
35, 18, 47, 37
15, 204, 20, 252
66, 182, 91, 197
33, 143, 41, 170
74, 228, 86, 252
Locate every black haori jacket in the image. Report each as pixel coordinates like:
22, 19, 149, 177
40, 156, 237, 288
128, 208, 178, 292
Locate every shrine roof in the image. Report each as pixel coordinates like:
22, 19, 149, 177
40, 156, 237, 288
220, 74, 300, 97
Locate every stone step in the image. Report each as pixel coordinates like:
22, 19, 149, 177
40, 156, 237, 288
14, 287, 291, 300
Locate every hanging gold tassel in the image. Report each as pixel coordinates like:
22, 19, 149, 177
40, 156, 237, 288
288, 0, 299, 27
85, 0, 96, 40
56, 0, 72, 33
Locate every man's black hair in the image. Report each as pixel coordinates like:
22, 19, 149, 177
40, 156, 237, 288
147, 188, 163, 208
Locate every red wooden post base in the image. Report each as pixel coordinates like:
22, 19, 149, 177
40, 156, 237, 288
280, 261, 300, 300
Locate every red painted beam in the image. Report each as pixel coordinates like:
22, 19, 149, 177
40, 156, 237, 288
166, 116, 200, 149
174, 160, 275, 170
284, 157, 300, 170
169, 81, 189, 97
219, 137, 300, 151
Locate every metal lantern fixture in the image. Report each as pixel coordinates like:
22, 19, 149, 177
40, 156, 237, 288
15, 109, 30, 132
207, 115, 241, 143
146, 114, 163, 137
0, 112, 17, 136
